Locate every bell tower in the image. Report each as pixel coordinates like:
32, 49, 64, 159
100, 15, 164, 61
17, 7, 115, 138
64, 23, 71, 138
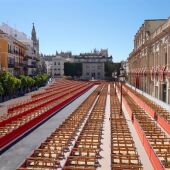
31, 22, 39, 56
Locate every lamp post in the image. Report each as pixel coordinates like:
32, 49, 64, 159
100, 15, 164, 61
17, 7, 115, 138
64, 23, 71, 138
119, 67, 125, 114
112, 72, 117, 95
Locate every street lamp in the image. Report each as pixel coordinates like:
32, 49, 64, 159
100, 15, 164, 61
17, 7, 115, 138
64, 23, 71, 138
112, 71, 117, 94
119, 67, 126, 114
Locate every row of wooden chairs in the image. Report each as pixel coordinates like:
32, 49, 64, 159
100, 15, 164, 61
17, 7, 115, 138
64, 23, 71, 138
0, 83, 86, 123
6, 80, 65, 110
123, 90, 170, 169
125, 85, 170, 123
44, 81, 84, 93
31, 81, 82, 100
110, 84, 143, 170
7, 80, 82, 112
63, 85, 108, 170
30, 79, 74, 97
10, 83, 83, 114
17, 85, 102, 170
0, 85, 92, 137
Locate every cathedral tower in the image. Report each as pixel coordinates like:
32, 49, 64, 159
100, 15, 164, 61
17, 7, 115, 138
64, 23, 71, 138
31, 23, 39, 57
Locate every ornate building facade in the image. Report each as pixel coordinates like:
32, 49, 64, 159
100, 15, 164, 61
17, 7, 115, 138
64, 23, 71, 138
0, 23, 40, 76
128, 18, 170, 104
0, 29, 26, 76
74, 49, 112, 80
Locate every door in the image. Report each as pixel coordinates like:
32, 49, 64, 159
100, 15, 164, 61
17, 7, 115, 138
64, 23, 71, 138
91, 73, 95, 79
162, 83, 166, 102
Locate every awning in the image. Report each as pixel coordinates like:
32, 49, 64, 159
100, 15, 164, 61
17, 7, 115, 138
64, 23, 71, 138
159, 66, 166, 81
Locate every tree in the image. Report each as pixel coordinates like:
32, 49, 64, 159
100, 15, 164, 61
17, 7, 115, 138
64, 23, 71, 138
0, 72, 15, 95
0, 71, 49, 102
0, 82, 4, 102
105, 62, 121, 79
64, 62, 82, 77
27, 76, 35, 88
19, 75, 28, 93
34, 74, 48, 87
0, 83, 4, 95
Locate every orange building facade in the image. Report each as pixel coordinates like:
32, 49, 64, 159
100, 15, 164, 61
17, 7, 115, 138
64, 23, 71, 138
0, 31, 8, 71
0, 30, 26, 76
128, 18, 170, 104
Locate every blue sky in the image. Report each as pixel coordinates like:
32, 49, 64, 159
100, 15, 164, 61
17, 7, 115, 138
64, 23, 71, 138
0, 0, 170, 62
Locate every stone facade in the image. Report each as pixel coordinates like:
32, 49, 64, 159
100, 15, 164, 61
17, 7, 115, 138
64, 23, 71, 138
0, 23, 40, 76
74, 49, 112, 80
52, 56, 64, 77
128, 17, 170, 104
0, 30, 26, 76
82, 62, 105, 80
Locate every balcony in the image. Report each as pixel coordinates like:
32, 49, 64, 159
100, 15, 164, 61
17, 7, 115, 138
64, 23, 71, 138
25, 55, 34, 60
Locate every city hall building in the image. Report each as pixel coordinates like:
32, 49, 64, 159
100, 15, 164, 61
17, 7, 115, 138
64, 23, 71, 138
128, 17, 170, 104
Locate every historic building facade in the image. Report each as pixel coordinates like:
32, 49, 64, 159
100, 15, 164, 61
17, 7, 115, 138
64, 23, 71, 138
0, 23, 40, 76
0, 30, 8, 71
0, 30, 26, 76
128, 18, 170, 104
51, 55, 65, 77
74, 49, 112, 80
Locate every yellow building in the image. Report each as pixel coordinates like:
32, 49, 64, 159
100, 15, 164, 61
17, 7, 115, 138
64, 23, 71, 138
0, 30, 26, 75
0, 30, 8, 71
128, 17, 170, 104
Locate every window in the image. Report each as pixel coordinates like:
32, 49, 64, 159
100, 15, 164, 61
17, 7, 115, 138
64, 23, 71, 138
86, 72, 89, 76
58, 62, 60, 65
165, 52, 167, 65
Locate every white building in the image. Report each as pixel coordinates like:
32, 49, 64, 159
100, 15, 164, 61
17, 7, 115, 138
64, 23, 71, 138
45, 61, 52, 76
74, 49, 112, 80
52, 55, 64, 77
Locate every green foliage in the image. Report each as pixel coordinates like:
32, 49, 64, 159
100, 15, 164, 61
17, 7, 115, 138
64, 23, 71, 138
105, 62, 121, 78
34, 74, 49, 87
0, 82, 4, 95
64, 62, 82, 77
0, 71, 48, 97
0, 72, 16, 94
19, 75, 28, 88
27, 76, 35, 87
